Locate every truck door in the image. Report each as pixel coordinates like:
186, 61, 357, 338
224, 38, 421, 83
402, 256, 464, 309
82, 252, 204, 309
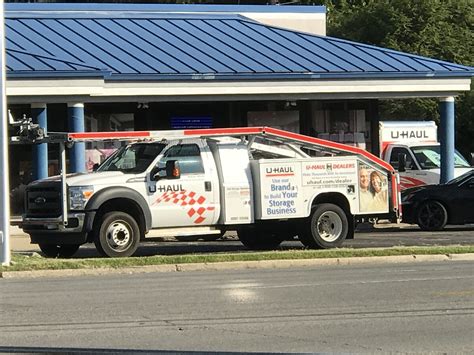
148, 142, 219, 228
388, 146, 433, 189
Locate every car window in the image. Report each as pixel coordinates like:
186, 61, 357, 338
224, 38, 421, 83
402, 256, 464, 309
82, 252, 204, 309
389, 147, 415, 170
159, 144, 205, 175
460, 177, 474, 188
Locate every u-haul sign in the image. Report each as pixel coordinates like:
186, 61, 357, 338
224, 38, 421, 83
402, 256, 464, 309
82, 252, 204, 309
379, 121, 438, 154
254, 161, 305, 219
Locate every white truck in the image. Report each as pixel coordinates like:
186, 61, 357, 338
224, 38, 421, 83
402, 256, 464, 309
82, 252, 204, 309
379, 121, 472, 189
17, 126, 401, 258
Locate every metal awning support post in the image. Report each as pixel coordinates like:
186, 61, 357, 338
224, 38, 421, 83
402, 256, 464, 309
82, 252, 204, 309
68, 103, 85, 173
31, 103, 48, 181
59, 141, 68, 226
439, 96, 455, 183
0, 0, 10, 266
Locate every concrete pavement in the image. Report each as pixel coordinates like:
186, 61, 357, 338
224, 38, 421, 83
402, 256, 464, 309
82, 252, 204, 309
7, 222, 474, 254
9, 226, 39, 252
2, 261, 474, 352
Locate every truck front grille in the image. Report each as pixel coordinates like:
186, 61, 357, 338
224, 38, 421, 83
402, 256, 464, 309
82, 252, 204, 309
25, 183, 62, 218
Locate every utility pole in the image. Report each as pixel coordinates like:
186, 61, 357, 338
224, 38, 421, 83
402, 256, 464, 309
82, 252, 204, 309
0, 0, 10, 266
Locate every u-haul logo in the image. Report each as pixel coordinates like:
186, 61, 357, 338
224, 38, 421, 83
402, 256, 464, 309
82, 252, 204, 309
265, 166, 294, 177
390, 130, 430, 139
157, 184, 183, 193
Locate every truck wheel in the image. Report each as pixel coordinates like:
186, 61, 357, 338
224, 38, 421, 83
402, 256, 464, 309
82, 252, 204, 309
38, 243, 80, 258
94, 212, 140, 257
238, 228, 285, 250
300, 203, 348, 249
416, 200, 448, 231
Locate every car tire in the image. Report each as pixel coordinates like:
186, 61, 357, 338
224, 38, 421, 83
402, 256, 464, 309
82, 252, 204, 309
416, 200, 448, 231
299, 203, 348, 249
237, 227, 285, 250
38, 243, 80, 258
94, 211, 140, 257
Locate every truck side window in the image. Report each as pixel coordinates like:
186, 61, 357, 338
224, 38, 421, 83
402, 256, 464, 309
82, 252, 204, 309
159, 144, 205, 175
390, 147, 415, 170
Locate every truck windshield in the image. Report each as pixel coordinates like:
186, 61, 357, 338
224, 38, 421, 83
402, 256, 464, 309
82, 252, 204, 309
411, 145, 470, 169
97, 143, 166, 174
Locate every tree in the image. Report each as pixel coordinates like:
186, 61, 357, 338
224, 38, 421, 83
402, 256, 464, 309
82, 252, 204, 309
320, 0, 474, 156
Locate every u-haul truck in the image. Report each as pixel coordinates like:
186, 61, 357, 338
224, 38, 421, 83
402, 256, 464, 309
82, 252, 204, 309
379, 121, 472, 189
16, 126, 400, 258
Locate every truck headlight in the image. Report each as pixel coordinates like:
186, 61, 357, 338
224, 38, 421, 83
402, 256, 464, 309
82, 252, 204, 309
69, 186, 94, 210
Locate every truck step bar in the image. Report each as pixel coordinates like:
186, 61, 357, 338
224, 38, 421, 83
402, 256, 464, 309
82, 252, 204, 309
144, 226, 222, 239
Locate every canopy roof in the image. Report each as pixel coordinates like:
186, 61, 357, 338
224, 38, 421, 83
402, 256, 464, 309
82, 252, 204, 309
5, 4, 473, 103
6, 4, 473, 81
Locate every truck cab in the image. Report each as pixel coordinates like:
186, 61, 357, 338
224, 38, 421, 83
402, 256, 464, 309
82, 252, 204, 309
379, 121, 472, 189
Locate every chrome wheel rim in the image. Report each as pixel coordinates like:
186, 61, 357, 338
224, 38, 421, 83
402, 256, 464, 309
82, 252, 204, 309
106, 220, 132, 250
316, 211, 342, 242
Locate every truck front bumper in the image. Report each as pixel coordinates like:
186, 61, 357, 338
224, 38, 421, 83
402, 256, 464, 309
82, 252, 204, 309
20, 211, 96, 245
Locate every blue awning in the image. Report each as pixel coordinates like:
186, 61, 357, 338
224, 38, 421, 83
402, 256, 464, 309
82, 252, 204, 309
5, 4, 474, 81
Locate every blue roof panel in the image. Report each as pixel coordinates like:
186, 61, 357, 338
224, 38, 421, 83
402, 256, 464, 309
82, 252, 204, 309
4, 5, 473, 80
7, 49, 104, 74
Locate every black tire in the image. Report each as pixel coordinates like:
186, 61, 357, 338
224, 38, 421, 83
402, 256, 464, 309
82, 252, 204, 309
416, 200, 448, 231
94, 211, 140, 257
38, 243, 80, 258
299, 203, 348, 249
237, 227, 285, 250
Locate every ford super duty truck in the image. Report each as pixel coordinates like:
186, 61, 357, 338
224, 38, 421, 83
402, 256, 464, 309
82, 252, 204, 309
18, 126, 401, 257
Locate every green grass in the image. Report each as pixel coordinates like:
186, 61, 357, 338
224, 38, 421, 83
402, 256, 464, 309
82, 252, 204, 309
1, 245, 473, 273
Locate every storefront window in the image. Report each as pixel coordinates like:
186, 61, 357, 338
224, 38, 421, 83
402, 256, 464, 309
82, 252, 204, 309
247, 110, 300, 133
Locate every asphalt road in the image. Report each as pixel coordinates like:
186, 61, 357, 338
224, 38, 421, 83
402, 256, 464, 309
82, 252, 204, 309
1, 261, 473, 353
58, 224, 474, 258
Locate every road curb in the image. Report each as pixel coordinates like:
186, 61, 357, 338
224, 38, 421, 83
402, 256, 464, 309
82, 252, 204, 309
2, 253, 474, 279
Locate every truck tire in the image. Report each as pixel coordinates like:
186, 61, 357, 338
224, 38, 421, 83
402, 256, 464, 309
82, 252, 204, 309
38, 243, 80, 258
94, 211, 140, 257
299, 203, 348, 249
416, 200, 448, 231
238, 227, 285, 250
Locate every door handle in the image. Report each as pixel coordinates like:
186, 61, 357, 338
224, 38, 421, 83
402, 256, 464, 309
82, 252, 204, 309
205, 181, 212, 191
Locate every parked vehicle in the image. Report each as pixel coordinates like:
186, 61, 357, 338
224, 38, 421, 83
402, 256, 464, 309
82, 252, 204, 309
16, 126, 401, 258
379, 121, 472, 189
401, 170, 474, 230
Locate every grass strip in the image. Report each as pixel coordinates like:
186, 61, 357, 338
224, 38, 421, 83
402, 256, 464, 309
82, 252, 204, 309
1, 245, 473, 273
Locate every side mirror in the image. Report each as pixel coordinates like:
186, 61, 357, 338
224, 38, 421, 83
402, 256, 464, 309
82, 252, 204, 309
469, 153, 474, 166
166, 160, 180, 179
398, 153, 407, 172
92, 163, 100, 172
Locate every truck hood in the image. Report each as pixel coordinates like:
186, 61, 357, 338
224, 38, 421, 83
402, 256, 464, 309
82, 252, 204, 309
68, 171, 145, 186
32, 172, 144, 187
422, 167, 473, 177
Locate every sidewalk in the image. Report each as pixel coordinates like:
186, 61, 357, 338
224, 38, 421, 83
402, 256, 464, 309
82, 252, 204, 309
8, 226, 39, 252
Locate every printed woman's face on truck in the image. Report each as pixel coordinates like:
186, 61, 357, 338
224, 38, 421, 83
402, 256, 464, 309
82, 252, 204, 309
370, 172, 382, 193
